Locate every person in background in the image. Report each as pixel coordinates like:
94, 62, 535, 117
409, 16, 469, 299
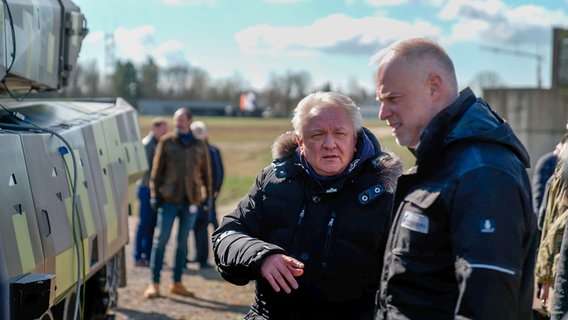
535, 134, 568, 232
552, 221, 568, 320
551, 141, 568, 319
189, 120, 224, 270
532, 135, 567, 220
144, 107, 212, 298
535, 134, 568, 315
371, 37, 537, 319
534, 144, 562, 214
212, 91, 402, 319
134, 117, 168, 267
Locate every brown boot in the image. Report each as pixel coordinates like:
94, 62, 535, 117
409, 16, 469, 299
143, 283, 160, 298
169, 282, 195, 297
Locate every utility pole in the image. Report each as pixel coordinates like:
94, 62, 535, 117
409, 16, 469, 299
480, 45, 543, 89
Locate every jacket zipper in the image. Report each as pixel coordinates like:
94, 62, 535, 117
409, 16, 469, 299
322, 211, 336, 267
290, 206, 306, 258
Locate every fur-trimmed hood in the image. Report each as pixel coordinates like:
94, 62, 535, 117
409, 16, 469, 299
270, 129, 403, 193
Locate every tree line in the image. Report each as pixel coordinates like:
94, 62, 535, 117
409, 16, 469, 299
56, 57, 376, 118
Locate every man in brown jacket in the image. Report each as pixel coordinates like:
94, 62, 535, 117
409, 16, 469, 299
144, 107, 212, 298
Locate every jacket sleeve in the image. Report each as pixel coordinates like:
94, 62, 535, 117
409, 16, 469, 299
211, 168, 287, 286
149, 139, 166, 200
200, 141, 213, 201
450, 168, 537, 319
532, 153, 556, 213
211, 146, 224, 194
551, 219, 568, 319
535, 208, 568, 285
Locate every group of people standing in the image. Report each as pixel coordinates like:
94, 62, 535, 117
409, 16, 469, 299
131, 36, 552, 319
213, 37, 537, 319
133, 107, 224, 298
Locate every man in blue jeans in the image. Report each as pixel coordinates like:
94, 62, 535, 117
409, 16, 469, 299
144, 107, 212, 298
134, 117, 168, 267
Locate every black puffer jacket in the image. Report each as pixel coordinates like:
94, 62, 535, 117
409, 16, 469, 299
377, 88, 538, 320
212, 128, 402, 320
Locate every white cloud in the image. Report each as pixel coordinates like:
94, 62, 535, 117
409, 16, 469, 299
152, 40, 188, 68
264, 0, 305, 3
113, 26, 156, 62
450, 20, 488, 41
235, 14, 441, 57
152, 40, 184, 56
365, 0, 444, 7
84, 30, 104, 44
440, 0, 504, 19
159, 0, 217, 5
441, 0, 568, 45
365, 0, 409, 6
507, 5, 568, 27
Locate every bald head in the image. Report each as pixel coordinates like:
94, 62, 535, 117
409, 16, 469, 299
371, 37, 461, 148
173, 107, 192, 134
372, 37, 459, 108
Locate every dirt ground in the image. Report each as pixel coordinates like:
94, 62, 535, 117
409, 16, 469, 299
110, 204, 255, 320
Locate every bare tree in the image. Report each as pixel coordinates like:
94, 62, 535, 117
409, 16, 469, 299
160, 65, 189, 98
263, 70, 312, 117
467, 70, 505, 97
187, 67, 211, 100
210, 72, 247, 101
139, 57, 160, 99
113, 60, 139, 106
62, 60, 101, 97
83, 61, 102, 97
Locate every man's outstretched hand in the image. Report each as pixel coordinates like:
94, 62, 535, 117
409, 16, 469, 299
260, 254, 304, 294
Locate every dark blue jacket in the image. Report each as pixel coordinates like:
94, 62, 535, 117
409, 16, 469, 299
532, 151, 558, 215
377, 88, 538, 320
213, 128, 402, 319
209, 144, 224, 195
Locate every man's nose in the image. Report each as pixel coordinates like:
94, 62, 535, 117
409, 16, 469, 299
378, 103, 391, 121
323, 135, 336, 148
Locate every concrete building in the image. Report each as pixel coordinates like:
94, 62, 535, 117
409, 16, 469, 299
484, 88, 568, 176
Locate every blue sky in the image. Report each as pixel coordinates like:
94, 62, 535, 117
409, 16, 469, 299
73, 0, 568, 95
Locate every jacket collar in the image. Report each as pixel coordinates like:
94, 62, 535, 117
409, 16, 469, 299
271, 128, 402, 193
413, 87, 530, 168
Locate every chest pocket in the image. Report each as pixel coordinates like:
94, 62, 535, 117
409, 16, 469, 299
392, 188, 446, 257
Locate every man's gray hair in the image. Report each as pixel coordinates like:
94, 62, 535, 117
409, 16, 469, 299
190, 120, 207, 140
291, 91, 362, 138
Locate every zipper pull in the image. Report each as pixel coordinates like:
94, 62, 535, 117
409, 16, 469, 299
297, 207, 305, 225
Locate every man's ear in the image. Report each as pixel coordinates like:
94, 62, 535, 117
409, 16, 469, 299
428, 73, 443, 100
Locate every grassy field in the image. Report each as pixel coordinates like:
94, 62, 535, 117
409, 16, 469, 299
137, 115, 414, 207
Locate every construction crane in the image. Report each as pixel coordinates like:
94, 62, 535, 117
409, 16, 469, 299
481, 45, 544, 88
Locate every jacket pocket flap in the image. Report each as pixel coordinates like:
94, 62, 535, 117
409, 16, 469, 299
405, 188, 441, 209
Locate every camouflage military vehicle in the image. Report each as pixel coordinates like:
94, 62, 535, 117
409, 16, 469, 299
0, 1, 147, 319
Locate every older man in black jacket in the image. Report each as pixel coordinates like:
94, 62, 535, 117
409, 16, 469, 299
212, 91, 402, 319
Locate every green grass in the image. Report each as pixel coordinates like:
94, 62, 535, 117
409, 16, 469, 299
137, 116, 415, 207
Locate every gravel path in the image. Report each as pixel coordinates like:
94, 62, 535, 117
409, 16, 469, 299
111, 204, 255, 320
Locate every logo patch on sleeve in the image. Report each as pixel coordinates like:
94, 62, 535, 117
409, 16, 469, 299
480, 219, 495, 233
401, 211, 429, 234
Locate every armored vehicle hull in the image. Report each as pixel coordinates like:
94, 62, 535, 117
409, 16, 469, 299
0, 98, 147, 319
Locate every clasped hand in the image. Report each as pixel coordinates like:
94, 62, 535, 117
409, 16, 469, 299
150, 198, 160, 212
